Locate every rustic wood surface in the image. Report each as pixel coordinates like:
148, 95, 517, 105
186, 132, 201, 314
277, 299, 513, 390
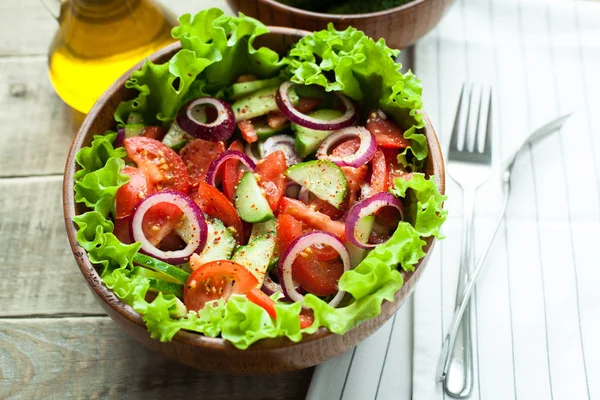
0, 0, 314, 398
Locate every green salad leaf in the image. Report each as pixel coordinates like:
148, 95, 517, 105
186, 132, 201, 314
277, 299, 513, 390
286, 24, 427, 161
70, 13, 447, 349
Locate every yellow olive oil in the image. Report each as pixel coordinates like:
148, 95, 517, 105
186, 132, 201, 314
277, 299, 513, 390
48, 0, 177, 114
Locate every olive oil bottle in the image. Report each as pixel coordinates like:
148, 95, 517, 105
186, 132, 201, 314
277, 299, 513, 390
47, 0, 177, 114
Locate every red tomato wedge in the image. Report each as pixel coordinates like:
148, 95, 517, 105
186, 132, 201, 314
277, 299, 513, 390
331, 137, 361, 157
124, 136, 191, 193
192, 182, 243, 243
294, 97, 321, 114
115, 166, 154, 219
247, 288, 277, 319
141, 202, 184, 247
294, 256, 344, 297
180, 138, 225, 187
184, 258, 258, 312
222, 140, 245, 202
277, 213, 303, 254
366, 110, 412, 149
141, 126, 166, 141
306, 196, 344, 220
114, 216, 133, 244
369, 149, 388, 194
267, 111, 288, 130
299, 310, 315, 329
279, 197, 345, 240
238, 120, 258, 143
255, 151, 287, 212
341, 165, 368, 207
382, 148, 413, 185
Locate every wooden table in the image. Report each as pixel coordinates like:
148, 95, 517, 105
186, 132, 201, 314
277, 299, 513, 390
0, 1, 313, 398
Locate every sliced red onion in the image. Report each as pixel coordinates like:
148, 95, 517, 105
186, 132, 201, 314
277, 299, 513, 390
176, 97, 235, 142
278, 231, 350, 308
316, 127, 377, 167
345, 192, 404, 250
205, 150, 256, 187
285, 180, 301, 199
298, 186, 310, 204
276, 81, 356, 131
115, 128, 125, 148
261, 134, 302, 166
261, 275, 281, 296
245, 142, 260, 163
131, 190, 208, 264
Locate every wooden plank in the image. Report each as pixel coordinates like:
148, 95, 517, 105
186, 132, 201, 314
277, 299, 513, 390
0, 0, 232, 57
0, 317, 312, 399
0, 176, 104, 316
0, 57, 79, 177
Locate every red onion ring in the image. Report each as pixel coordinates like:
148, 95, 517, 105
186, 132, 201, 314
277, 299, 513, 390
115, 128, 125, 148
316, 127, 377, 167
205, 150, 256, 187
261, 135, 302, 166
276, 81, 356, 131
298, 186, 310, 204
345, 192, 404, 249
176, 97, 235, 142
261, 275, 281, 296
245, 142, 260, 163
131, 190, 208, 264
278, 231, 350, 308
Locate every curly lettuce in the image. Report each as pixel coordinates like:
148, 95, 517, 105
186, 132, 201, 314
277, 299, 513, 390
71, 10, 447, 349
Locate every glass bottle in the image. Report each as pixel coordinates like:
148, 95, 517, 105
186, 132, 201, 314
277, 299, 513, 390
45, 0, 177, 114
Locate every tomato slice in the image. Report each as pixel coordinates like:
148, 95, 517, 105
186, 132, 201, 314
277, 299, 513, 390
180, 138, 225, 187
294, 97, 321, 114
247, 288, 277, 319
238, 120, 258, 143
255, 151, 287, 212
141, 126, 166, 141
222, 140, 245, 201
192, 182, 243, 243
341, 165, 368, 208
114, 216, 132, 244
267, 111, 288, 130
369, 149, 388, 194
279, 197, 345, 240
184, 258, 259, 312
382, 148, 413, 185
306, 196, 344, 220
331, 137, 360, 157
115, 166, 154, 219
277, 213, 303, 254
299, 309, 315, 329
124, 137, 191, 193
294, 256, 344, 297
141, 202, 184, 247
366, 110, 412, 149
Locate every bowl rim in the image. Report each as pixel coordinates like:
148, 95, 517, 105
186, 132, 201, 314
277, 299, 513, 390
63, 26, 445, 353
252, 0, 429, 19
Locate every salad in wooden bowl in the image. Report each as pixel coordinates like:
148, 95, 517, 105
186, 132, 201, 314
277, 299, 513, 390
63, 8, 445, 373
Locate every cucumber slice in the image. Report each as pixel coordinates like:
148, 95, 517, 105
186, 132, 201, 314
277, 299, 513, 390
193, 216, 237, 266
232, 232, 277, 287
133, 253, 189, 284
249, 219, 277, 242
346, 216, 375, 268
234, 171, 274, 223
286, 160, 348, 209
232, 86, 299, 121
125, 124, 145, 138
293, 109, 344, 157
229, 76, 284, 100
168, 296, 188, 319
162, 122, 193, 151
132, 266, 184, 297
127, 112, 144, 125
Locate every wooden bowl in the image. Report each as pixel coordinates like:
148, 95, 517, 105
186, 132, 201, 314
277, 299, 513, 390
226, 0, 455, 50
63, 27, 445, 374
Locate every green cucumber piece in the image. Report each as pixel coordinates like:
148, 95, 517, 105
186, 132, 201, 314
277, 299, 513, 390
133, 253, 189, 284
193, 216, 237, 266
249, 219, 277, 242
125, 124, 145, 137
346, 216, 375, 268
168, 296, 188, 319
229, 76, 284, 100
234, 171, 274, 223
293, 109, 344, 157
255, 120, 290, 141
132, 266, 184, 297
286, 160, 348, 209
162, 122, 193, 151
232, 232, 277, 287
127, 112, 144, 125
232, 86, 299, 121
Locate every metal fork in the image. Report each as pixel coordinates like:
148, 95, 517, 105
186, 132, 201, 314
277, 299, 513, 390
440, 84, 493, 398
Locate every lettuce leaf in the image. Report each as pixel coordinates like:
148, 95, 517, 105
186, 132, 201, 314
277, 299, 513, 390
287, 24, 427, 160
115, 9, 285, 127
74, 132, 126, 180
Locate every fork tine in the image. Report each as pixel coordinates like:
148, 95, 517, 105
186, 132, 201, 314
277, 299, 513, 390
482, 87, 493, 158
449, 83, 467, 153
473, 85, 484, 152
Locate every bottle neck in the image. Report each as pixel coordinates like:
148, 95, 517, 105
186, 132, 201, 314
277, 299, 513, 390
65, 0, 142, 21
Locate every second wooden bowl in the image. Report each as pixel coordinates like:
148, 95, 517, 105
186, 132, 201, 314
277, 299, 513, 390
63, 27, 445, 374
